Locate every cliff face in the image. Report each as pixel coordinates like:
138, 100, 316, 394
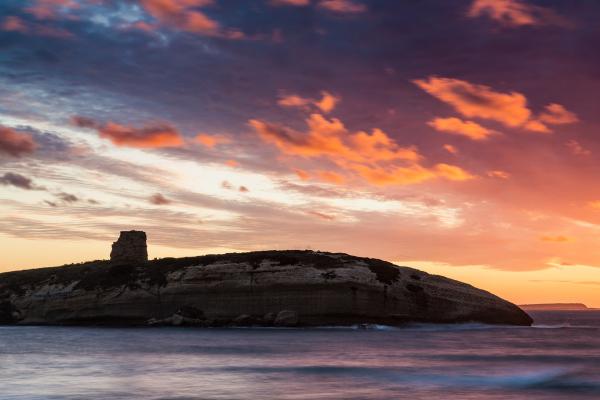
0, 251, 532, 326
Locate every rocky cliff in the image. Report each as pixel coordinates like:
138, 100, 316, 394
0, 250, 532, 326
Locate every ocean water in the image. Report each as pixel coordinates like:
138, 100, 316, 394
0, 311, 599, 400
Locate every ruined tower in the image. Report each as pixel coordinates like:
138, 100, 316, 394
110, 230, 148, 263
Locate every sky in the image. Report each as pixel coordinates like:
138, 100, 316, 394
1, 0, 600, 307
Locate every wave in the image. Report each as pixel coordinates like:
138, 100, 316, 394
221, 365, 600, 393
532, 323, 600, 329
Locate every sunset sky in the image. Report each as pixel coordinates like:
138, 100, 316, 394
2, 0, 600, 306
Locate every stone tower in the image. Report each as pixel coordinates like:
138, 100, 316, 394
110, 231, 148, 263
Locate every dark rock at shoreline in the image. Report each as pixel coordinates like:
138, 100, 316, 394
0, 250, 533, 327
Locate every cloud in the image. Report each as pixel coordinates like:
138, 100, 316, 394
271, 0, 311, 6
150, 193, 171, 205
239, 185, 249, 193
314, 91, 340, 113
0, 173, 37, 190
316, 170, 346, 184
540, 235, 572, 243
0, 16, 73, 38
0, 126, 37, 157
318, 0, 366, 13
250, 114, 474, 186
428, 117, 494, 140
72, 116, 184, 148
138, 0, 244, 39
566, 140, 590, 156
56, 192, 79, 203
221, 180, 233, 190
250, 113, 419, 163
415, 77, 578, 133
538, 103, 579, 125
278, 91, 340, 113
195, 133, 230, 148
467, 0, 569, 28
414, 76, 531, 127
25, 0, 79, 20
443, 144, 458, 154
307, 210, 336, 220
487, 170, 510, 179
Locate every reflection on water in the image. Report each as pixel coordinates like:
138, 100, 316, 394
1, 311, 599, 399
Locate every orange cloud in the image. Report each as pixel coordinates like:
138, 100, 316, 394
195, 133, 230, 148
428, 117, 494, 140
415, 76, 578, 133
538, 103, 579, 125
294, 169, 311, 180
434, 163, 475, 181
588, 201, 600, 210
138, 0, 244, 38
72, 116, 184, 148
251, 114, 474, 186
317, 170, 346, 184
0, 126, 37, 157
318, 0, 366, 13
467, 0, 568, 28
414, 76, 531, 127
250, 113, 419, 163
278, 94, 312, 108
278, 91, 339, 113
226, 159, 239, 167
540, 235, 572, 243
315, 91, 340, 113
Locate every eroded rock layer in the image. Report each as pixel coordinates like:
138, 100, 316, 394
0, 251, 532, 326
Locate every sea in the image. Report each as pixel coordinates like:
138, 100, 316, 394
0, 311, 599, 400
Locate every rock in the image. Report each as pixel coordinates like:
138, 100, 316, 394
175, 306, 204, 320
0, 250, 533, 327
274, 310, 299, 327
171, 314, 184, 326
110, 231, 148, 263
263, 312, 276, 325
233, 314, 254, 326
0, 302, 18, 324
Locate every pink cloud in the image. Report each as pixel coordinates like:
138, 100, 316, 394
318, 0, 366, 13
195, 133, 231, 148
0, 126, 37, 157
468, 0, 569, 28
1, 15, 73, 38
138, 0, 244, 39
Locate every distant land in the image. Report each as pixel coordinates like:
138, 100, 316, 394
519, 303, 596, 311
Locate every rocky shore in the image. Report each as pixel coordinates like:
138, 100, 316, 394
0, 249, 532, 327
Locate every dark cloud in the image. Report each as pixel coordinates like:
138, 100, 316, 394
149, 193, 171, 205
56, 192, 79, 203
0, 172, 36, 190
